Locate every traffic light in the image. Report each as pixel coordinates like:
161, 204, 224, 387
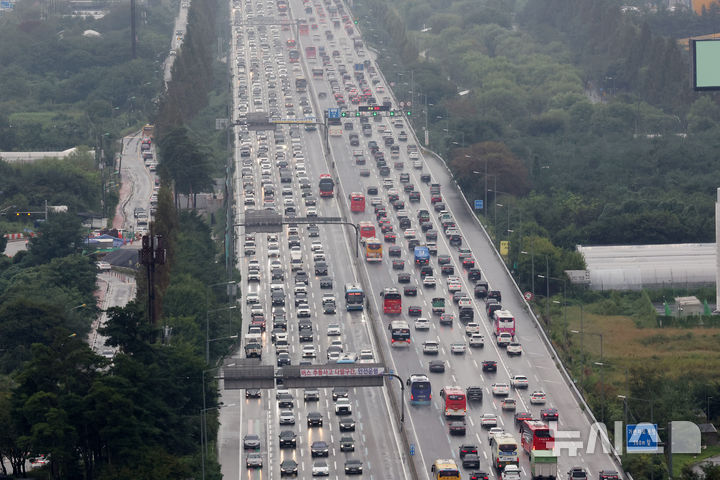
372, 111, 377, 116
406, 111, 412, 116
353, 19, 358, 24
355, 111, 360, 117
341, 111, 347, 117
389, 111, 395, 116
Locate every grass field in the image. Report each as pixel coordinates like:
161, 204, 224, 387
559, 305, 720, 384
671, 444, 720, 476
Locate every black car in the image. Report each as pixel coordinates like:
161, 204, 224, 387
469, 472, 490, 480
319, 276, 333, 289
307, 411, 323, 427
332, 387, 349, 401
397, 272, 411, 283
421, 173, 431, 183
314, 262, 329, 276
448, 419, 466, 436
277, 353, 291, 366
459, 444, 478, 459
515, 411, 533, 425
367, 185, 378, 195
408, 305, 422, 316
482, 360, 497, 372
468, 268, 482, 281
388, 245, 402, 257
541, 408, 559, 422
243, 434, 261, 450
280, 459, 298, 476
392, 259, 405, 270
437, 254, 451, 265
307, 224, 320, 237
474, 283, 488, 299
277, 393, 293, 409
299, 327, 313, 342
488, 290, 502, 302
462, 453, 480, 469
441, 264, 455, 276
339, 417, 356, 431
245, 388, 261, 399
278, 430, 297, 448
311, 440, 329, 457
295, 270, 309, 284
466, 386, 483, 402
429, 360, 446, 373
568, 467, 589, 480
246, 452, 263, 469
340, 436, 355, 452
404, 285, 418, 296
344, 459, 363, 475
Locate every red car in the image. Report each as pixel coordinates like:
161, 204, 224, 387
384, 232, 397, 243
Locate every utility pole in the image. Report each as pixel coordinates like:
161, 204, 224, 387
130, 0, 137, 59
139, 231, 167, 327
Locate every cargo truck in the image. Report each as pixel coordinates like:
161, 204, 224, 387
529, 450, 557, 480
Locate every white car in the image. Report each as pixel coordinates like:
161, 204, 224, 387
423, 276, 437, 287
337, 353, 357, 364
268, 245, 280, 257
302, 345, 317, 358
327, 324, 341, 336
313, 251, 326, 262
497, 332, 513, 347
310, 241, 323, 251
96, 261, 111, 271
492, 383, 510, 396
507, 342, 523, 356
501, 398, 517, 410
450, 343, 466, 354
502, 464, 521, 480
480, 413, 498, 428
279, 410, 295, 425
246, 293, 260, 304
414, 318, 430, 330
468, 334, 484, 347
335, 397, 352, 414
403, 229, 416, 239
510, 375, 529, 389
359, 349, 374, 363
312, 460, 329, 476
413, 159, 422, 169
465, 323, 481, 336
488, 427, 504, 442
530, 391, 547, 404
296, 306, 311, 317
422, 340, 440, 355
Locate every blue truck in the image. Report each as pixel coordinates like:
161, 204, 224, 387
414, 246, 430, 266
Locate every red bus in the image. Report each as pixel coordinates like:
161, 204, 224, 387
305, 46, 316, 59
359, 221, 375, 243
520, 420, 554, 453
349, 192, 365, 212
319, 174, 334, 197
493, 309, 516, 337
381, 287, 402, 314
440, 386, 467, 417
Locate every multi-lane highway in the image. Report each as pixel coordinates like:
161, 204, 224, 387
218, 0, 623, 478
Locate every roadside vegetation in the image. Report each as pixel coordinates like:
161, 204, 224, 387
353, 1, 720, 478
0, 0, 236, 476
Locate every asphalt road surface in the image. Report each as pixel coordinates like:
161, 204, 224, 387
218, 0, 623, 478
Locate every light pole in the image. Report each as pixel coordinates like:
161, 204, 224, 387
206, 280, 238, 336
200, 403, 236, 480
538, 271, 566, 324
595, 361, 606, 425
520, 238, 535, 295
572, 329, 605, 423
205, 306, 238, 364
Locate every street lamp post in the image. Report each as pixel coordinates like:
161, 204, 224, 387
205, 306, 238, 364
571, 329, 604, 423
206, 280, 238, 339
538, 270, 566, 324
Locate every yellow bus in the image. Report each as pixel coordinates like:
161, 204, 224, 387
365, 237, 382, 262
431, 459, 460, 480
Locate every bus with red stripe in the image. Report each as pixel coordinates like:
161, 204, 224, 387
520, 420, 554, 453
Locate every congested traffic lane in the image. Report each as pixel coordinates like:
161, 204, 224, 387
294, 1, 620, 477
218, 0, 409, 477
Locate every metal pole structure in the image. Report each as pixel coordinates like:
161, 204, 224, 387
200, 410, 206, 480
546, 257, 550, 321
383, 373, 405, 431
530, 238, 535, 295
484, 158, 488, 220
